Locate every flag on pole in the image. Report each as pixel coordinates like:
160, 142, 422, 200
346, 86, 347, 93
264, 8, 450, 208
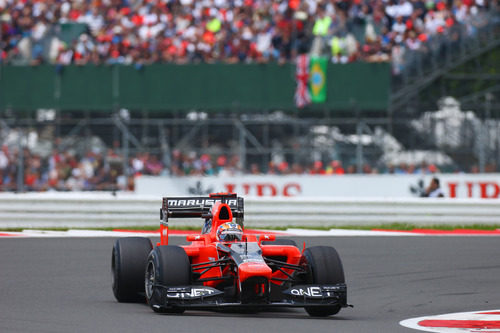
294, 54, 311, 108
309, 57, 327, 103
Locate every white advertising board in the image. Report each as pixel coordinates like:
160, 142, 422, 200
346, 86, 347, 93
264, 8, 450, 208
135, 174, 500, 198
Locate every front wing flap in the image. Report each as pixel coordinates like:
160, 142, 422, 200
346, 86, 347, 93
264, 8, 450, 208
155, 284, 347, 310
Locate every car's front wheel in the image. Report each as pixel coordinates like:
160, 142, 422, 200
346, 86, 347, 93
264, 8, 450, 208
302, 246, 345, 317
145, 245, 191, 313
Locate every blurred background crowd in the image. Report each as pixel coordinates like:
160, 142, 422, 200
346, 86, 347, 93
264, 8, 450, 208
1, 142, 493, 192
0, 0, 496, 67
0, 0, 498, 192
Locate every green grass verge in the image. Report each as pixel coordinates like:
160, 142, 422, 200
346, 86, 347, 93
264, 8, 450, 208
1, 223, 500, 232
256, 223, 500, 231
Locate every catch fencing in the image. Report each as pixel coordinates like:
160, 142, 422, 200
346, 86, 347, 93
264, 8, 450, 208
0, 192, 499, 229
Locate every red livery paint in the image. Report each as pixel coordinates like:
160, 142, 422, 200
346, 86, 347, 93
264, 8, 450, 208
238, 262, 272, 283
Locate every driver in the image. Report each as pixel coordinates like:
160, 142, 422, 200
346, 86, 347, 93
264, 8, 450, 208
216, 222, 243, 242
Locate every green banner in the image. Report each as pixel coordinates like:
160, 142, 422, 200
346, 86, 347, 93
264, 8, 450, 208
0, 63, 390, 111
309, 57, 328, 103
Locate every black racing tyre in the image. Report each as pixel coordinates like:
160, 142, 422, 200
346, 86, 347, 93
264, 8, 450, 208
302, 246, 345, 317
261, 238, 297, 247
112, 237, 153, 303
145, 245, 191, 313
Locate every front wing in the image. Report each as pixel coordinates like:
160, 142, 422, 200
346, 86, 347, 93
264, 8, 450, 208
151, 283, 347, 311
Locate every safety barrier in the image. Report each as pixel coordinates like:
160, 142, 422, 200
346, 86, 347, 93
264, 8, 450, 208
0, 192, 499, 229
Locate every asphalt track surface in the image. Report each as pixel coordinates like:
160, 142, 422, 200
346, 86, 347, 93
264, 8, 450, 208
1, 236, 499, 333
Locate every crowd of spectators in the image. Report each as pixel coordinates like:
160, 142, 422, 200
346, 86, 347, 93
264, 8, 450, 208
0, 144, 130, 191
0, 0, 496, 66
1, 143, 495, 192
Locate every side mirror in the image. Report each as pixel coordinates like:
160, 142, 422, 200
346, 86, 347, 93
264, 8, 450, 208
259, 234, 276, 242
186, 235, 204, 242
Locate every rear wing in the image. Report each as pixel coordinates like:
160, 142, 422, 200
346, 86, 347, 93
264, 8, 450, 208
160, 193, 244, 226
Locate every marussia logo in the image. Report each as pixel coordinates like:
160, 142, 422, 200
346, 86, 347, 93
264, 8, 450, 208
167, 199, 238, 207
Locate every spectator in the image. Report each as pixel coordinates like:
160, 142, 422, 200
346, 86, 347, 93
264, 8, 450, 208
422, 177, 445, 197
249, 163, 261, 175
0, 142, 489, 193
309, 160, 325, 175
0, 0, 494, 67
310, 6, 332, 56
326, 160, 345, 175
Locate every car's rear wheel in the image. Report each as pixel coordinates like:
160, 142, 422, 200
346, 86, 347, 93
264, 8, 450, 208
112, 237, 153, 302
302, 246, 345, 317
145, 245, 191, 313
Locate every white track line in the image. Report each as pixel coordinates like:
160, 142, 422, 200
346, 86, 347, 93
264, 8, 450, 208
0, 230, 161, 238
1, 229, 500, 238
285, 228, 421, 236
0, 229, 422, 238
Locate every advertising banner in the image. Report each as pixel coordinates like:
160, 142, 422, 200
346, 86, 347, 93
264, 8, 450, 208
135, 174, 500, 199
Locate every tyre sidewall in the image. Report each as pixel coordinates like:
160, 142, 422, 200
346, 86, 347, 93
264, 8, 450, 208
145, 248, 163, 307
303, 246, 345, 284
112, 237, 152, 302
302, 246, 345, 317
146, 245, 191, 312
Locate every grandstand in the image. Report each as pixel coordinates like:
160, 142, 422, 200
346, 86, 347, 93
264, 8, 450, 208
0, 0, 499, 192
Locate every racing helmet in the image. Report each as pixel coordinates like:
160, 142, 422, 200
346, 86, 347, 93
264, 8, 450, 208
216, 222, 243, 242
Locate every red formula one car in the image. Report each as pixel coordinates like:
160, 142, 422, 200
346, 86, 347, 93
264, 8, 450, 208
112, 193, 348, 317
